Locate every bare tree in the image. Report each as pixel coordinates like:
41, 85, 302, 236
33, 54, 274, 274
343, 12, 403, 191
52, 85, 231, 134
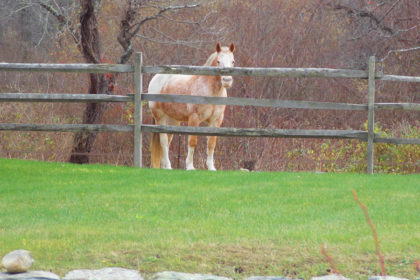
5, 0, 217, 163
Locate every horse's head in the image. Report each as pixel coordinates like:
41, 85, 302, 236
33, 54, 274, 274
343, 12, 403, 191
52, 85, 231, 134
214, 43, 235, 88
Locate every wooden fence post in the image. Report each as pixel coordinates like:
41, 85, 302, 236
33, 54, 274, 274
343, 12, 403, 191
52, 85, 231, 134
134, 52, 143, 167
367, 56, 376, 174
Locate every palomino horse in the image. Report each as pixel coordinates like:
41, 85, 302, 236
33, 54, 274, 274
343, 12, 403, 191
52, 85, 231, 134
148, 43, 235, 170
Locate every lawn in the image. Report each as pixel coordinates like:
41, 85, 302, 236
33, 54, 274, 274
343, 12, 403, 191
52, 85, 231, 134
0, 158, 419, 279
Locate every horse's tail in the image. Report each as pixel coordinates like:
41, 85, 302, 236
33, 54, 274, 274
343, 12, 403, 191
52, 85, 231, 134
150, 120, 161, 168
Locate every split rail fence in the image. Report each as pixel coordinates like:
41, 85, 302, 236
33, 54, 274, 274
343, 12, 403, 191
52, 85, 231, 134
1, 53, 419, 174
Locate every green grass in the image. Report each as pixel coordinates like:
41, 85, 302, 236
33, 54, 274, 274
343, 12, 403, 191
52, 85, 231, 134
0, 158, 419, 279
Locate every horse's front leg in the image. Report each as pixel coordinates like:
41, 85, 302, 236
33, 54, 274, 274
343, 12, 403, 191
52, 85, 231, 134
206, 136, 217, 171
186, 113, 199, 170
206, 113, 224, 171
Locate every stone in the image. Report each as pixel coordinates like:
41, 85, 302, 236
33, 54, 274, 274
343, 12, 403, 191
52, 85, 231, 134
310, 275, 351, 280
1, 250, 34, 274
368, 277, 410, 280
150, 271, 232, 280
0, 271, 59, 280
246, 277, 301, 280
64, 267, 142, 280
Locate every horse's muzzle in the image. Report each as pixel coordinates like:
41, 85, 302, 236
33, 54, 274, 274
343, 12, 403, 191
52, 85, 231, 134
222, 76, 233, 88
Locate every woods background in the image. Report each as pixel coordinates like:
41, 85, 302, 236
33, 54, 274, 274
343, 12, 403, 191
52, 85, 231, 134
0, 0, 419, 173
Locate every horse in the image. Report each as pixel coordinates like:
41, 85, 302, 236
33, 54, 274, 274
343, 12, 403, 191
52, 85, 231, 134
147, 43, 236, 170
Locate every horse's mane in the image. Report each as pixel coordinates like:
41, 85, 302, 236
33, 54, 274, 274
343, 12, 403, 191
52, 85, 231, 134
204, 52, 217, 66
203, 47, 230, 66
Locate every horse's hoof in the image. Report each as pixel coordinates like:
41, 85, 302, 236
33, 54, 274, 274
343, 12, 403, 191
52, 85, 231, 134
161, 163, 172, 170
208, 167, 217, 171
186, 166, 195, 171
161, 161, 172, 170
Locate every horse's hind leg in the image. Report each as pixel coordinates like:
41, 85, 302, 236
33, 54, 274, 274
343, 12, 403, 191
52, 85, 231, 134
157, 117, 173, 169
160, 117, 180, 169
159, 133, 172, 169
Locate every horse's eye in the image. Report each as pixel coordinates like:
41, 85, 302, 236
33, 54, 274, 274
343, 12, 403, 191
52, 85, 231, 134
232, 61, 235, 66
217, 60, 221, 65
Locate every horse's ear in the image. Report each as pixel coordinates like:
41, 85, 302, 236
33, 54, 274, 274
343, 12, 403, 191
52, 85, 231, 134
216, 43, 222, 53
229, 43, 235, 53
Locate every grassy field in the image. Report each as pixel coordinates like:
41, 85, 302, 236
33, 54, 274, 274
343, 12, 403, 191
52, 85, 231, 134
0, 158, 419, 279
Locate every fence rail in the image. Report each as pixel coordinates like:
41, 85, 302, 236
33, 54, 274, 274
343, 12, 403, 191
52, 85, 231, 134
0, 62, 134, 73
4, 62, 420, 82
141, 125, 369, 139
1, 54, 419, 173
0, 123, 132, 133
1, 93, 419, 111
0, 93, 132, 103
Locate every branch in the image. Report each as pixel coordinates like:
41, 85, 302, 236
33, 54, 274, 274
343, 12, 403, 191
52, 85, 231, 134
3, 3, 35, 19
381, 45, 420, 62
132, 6, 220, 50
331, 3, 395, 35
378, 0, 401, 23
38, 1, 81, 50
378, 25, 417, 38
130, 3, 201, 40
136, 33, 211, 48
117, 1, 201, 64
38, 1, 66, 25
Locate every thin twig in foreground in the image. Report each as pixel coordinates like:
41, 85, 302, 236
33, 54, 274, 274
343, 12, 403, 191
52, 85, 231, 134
352, 189, 386, 276
321, 244, 339, 275
415, 260, 420, 275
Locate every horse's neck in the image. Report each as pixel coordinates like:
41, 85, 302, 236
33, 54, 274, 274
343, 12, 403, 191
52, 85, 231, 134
198, 75, 224, 97
198, 52, 226, 96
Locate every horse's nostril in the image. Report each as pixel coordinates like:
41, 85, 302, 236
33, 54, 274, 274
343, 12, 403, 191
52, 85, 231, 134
222, 77, 232, 82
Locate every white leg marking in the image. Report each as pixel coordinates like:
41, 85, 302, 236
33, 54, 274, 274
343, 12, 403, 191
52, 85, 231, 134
186, 145, 195, 171
206, 136, 216, 171
160, 133, 172, 170
206, 153, 216, 171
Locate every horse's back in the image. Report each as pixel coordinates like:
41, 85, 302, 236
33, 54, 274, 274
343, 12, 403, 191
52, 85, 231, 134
148, 74, 172, 95
148, 74, 193, 94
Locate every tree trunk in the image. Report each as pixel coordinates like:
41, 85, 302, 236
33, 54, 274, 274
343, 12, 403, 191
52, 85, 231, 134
69, 75, 108, 163
69, 0, 110, 164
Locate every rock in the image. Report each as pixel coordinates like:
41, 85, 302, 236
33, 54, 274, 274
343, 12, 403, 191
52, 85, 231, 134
0, 271, 59, 280
64, 267, 142, 280
310, 275, 351, 280
246, 277, 301, 280
150, 271, 232, 280
1, 250, 34, 274
368, 277, 410, 280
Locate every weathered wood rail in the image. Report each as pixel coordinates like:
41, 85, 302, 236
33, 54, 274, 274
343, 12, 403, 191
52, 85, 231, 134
0, 54, 419, 173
